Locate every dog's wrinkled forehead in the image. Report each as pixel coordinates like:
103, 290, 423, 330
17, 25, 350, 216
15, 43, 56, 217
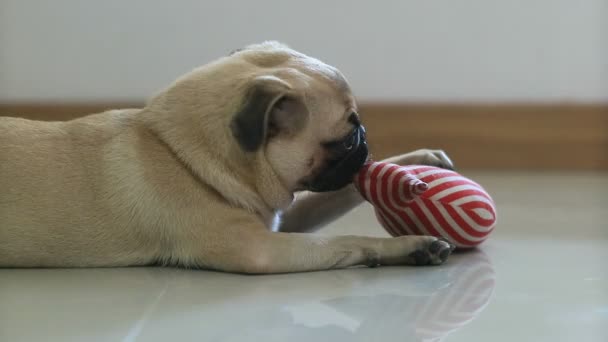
229, 41, 352, 95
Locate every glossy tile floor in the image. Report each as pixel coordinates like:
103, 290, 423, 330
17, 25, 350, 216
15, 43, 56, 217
1, 172, 607, 342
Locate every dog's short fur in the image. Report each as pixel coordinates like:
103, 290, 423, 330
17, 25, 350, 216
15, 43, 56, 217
0, 42, 455, 273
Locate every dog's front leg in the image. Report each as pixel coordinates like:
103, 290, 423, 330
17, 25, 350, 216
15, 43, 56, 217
278, 184, 364, 233
193, 225, 454, 274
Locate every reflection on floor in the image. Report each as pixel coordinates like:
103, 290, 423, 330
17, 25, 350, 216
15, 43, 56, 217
1, 172, 607, 342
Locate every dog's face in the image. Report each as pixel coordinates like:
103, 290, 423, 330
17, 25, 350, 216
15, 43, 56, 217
229, 42, 369, 193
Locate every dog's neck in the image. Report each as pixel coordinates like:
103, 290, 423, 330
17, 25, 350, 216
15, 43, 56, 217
140, 107, 292, 224
252, 153, 295, 213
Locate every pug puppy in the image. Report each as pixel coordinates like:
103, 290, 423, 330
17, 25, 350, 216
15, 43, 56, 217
0, 41, 455, 273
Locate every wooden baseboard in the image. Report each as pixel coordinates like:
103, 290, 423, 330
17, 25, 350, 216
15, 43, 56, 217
361, 103, 608, 171
1, 102, 607, 170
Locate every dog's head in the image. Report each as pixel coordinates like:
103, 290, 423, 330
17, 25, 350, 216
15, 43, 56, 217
147, 41, 368, 209
228, 42, 368, 193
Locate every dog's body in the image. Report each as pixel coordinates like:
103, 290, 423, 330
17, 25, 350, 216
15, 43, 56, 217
0, 42, 454, 273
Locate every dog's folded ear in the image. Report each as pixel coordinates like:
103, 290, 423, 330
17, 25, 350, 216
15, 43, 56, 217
231, 76, 308, 152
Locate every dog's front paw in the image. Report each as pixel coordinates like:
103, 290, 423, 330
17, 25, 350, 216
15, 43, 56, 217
382, 149, 455, 171
415, 149, 455, 170
408, 238, 455, 266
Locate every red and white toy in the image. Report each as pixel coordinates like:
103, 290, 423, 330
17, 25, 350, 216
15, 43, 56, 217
354, 161, 497, 249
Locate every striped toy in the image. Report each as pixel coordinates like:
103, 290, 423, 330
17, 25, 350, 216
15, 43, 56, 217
354, 161, 497, 248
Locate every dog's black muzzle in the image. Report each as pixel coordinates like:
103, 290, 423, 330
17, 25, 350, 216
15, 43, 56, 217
305, 125, 369, 192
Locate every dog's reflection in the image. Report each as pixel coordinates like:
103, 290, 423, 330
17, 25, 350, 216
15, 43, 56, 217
327, 250, 494, 341
1, 249, 495, 341
273, 249, 496, 341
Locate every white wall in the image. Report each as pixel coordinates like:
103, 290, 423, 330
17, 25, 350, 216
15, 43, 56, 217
1, 0, 607, 103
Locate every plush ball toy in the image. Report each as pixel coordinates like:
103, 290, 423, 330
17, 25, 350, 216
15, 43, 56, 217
353, 161, 497, 249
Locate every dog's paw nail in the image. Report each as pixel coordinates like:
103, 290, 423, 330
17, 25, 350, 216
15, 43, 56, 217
438, 237, 456, 251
